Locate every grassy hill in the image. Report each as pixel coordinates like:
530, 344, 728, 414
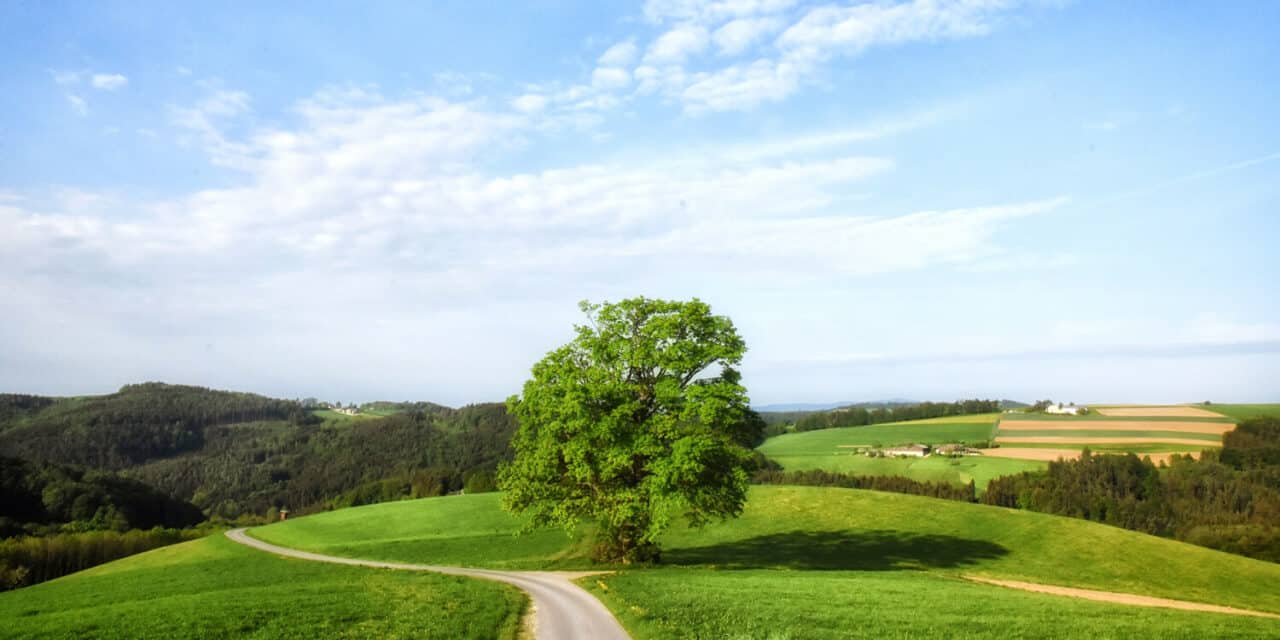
8, 486, 1279, 638
756, 413, 1042, 489
0, 535, 524, 639
1203, 403, 1280, 421
252, 487, 1280, 614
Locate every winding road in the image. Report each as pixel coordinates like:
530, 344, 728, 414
225, 528, 630, 640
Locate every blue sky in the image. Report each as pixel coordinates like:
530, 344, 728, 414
2, 1, 1277, 406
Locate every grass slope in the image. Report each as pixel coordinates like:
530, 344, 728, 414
252, 487, 1280, 614
1203, 404, 1280, 421
0, 535, 524, 640
756, 414, 1032, 488
585, 570, 1277, 639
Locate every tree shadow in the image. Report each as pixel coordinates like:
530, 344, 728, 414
664, 529, 1008, 571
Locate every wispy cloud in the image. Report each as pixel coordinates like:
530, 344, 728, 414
91, 73, 128, 91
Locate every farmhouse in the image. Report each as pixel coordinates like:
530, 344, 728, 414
1046, 403, 1087, 415
884, 444, 930, 457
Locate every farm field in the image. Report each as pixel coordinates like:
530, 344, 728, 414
762, 449, 1043, 489
1095, 406, 1226, 418
987, 408, 1234, 462
756, 413, 1039, 489
0, 534, 524, 640
1198, 404, 1280, 421
251, 487, 1280, 616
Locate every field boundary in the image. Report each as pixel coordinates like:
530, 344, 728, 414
963, 575, 1280, 618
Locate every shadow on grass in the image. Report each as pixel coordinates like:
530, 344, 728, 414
664, 530, 1008, 571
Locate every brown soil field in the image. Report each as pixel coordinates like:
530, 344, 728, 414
995, 436, 1219, 447
1095, 406, 1226, 418
977, 448, 1201, 464
978, 447, 1082, 461
998, 420, 1233, 435
965, 576, 1280, 619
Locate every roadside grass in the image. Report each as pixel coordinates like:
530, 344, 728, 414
0, 534, 525, 640
251, 486, 1280, 614
582, 569, 1279, 640
763, 452, 1043, 489
1200, 404, 1280, 421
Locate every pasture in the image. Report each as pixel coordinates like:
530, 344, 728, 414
0, 534, 524, 640
756, 413, 1038, 489
251, 487, 1280, 616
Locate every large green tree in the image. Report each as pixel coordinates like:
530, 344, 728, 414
499, 297, 760, 563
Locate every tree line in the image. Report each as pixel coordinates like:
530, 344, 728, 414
753, 468, 977, 502
982, 416, 1280, 562
0, 528, 205, 591
789, 399, 1002, 433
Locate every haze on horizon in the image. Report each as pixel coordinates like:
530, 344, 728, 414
2, 1, 1277, 407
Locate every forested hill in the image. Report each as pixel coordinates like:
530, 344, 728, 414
0, 384, 517, 519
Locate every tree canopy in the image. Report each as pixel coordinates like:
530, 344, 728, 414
499, 297, 760, 563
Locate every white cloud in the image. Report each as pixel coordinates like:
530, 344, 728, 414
512, 93, 549, 113
598, 40, 639, 66
645, 23, 711, 64
91, 73, 128, 90
592, 66, 632, 90
713, 16, 784, 55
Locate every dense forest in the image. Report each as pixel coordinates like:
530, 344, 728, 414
0, 456, 204, 537
0, 384, 519, 519
983, 416, 1280, 562
787, 399, 1002, 433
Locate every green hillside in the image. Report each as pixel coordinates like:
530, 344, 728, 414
1205, 404, 1280, 421
0, 535, 524, 639
8, 486, 1280, 639
756, 414, 1037, 488
252, 486, 1280, 615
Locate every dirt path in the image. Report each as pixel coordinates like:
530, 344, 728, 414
225, 529, 630, 640
965, 576, 1280, 618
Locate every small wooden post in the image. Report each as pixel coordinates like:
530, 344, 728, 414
279, 509, 290, 521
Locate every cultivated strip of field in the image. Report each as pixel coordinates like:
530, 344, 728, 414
995, 436, 1219, 447
978, 448, 1202, 464
998, 419, 1232, 435
964, 577, 1280, 619
993, 429, 1221, 441
1095, 406, 1227, 418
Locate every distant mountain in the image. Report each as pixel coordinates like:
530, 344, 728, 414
999, 399, 1030, 409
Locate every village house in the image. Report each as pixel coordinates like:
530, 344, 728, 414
1045, 402, 1087, 415
884, 444, 930, 457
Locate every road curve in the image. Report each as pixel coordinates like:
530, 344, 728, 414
225, 528, 630, 640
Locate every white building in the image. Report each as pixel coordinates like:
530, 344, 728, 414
1045, 403, 1086, 415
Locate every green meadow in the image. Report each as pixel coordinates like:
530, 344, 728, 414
0, 535, 524, 640
755, 414, 1034, 488
8, 486, 1280, 639
1201, 404, 1280, 421
252, 487, 1280, 615
585, 569, 1276, 640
